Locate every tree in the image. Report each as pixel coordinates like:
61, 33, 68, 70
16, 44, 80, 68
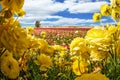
35, 20, 40, 27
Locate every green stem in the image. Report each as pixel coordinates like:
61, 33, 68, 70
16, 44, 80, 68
78, 57, 82, 74
89, 60, 92, 73
0, 48, 6, 57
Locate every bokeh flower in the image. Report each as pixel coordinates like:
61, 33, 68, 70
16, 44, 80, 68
40, 31, 47, 38
93, 13, 101, 22
0, 53, 20, 79
111, 9, 120, 20
1, 0, 24, 14
100, 4, 112, 16
75, 72, 109, 80
26, 26, 34, 35
85, 27, 112, 48
38, 39, 48, 52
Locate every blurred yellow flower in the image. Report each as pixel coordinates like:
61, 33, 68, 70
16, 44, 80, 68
75, 30, 79, 34
111, 9, 120, 20
75, 73, 109, 80
70, 37, 85, 53
53, 45, 65, 51
70, 37, 90, 59
17, 9, 26, 17
0, 55, 20, 79
1, 0, 24, 13
118, 21, 120, 26
59, 50, 67, 57
1, 9, 14, 19
45, 46, 55, 56
100, 4, 112, 16
108, 26, 117, 34
34, 53, 52, 71
26, 26, 34, 35
0, 50, 12, 60
72, 60, 89, 75
27, 35, 40, 48
111, 0, 120, 11
90, 49, 108, 61
42, 73, 48, 78
85, 27, 112, 46
40, 31, 47, 38
117, 22, 120, 30
38, 39, 48, 52
0, 24, 30, 56
93, 13, 101, 22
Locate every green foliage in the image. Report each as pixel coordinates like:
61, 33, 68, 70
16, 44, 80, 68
101, 57, 120, 80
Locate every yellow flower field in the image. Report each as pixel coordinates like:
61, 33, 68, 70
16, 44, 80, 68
0, 0, 120, 80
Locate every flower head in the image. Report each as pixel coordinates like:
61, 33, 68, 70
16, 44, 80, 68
0, 55, 20, 79
34, 53, 52, 71
93, 13, 101, 22
111, 9, 120, 20
72, 60, 89, 75
100, 4, 112, 16
75, 73, 109, 80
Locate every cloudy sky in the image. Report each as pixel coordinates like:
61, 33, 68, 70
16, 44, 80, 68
19, 0, 114, 27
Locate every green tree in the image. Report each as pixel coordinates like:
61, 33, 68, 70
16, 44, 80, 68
35, 20, 40, 27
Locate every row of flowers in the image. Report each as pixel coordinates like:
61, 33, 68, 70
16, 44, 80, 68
35, 28, 89, 45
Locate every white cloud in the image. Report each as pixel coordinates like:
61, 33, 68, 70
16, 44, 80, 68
23, 0, 67, 16
40, 16, 107, 26
20, 0, 109, 26
68, 1, 108, 13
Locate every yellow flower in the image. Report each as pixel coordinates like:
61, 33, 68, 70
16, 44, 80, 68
115, 0, 120, 7
117, 22, 120, 30
111, 0, 120, 10
42, 73, 48, 78
70, 37, 90, 59
108, 26, 117, 34
0, 50, 12, 60
1, 0, 24, 13
100, 4, 112, 16
90, 49, 108, 61
26, 26, 34, 35
53, 45, 65, 51
17, 9, 26, 17
27, 35, 40, 49
85, 27, 112, 46
111, 9, 120, 20
93, 13, 101, 22
38, 39, 48, 52
34, 54, 52, 71
75, 72, 109, 80
75, 30, 79, 34
45, 46, 55, 56
72, 60, 89, 75
1, 9, 14, 19
0, 23, 31, 57
0, 56, 20, 79
40, 31, 47, 38
59, 50, 67, 57
118, 21, 120, 26
70, 37, 85, 53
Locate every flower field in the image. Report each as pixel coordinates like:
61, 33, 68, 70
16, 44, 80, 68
34, 27, 91, 45
1, 0, 120, 80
